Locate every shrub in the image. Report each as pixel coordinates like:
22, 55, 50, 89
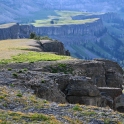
72, 105, 82, 111
30, 32, 36, 39
8, 68, 12, 71
41, 79, 45, 83
12, 73, 18, 78
16, 92, 23, 97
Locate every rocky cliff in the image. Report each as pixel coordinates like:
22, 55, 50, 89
38, 40, 70, 56
35, 19, 103, 36
1, 17, 124, 67
0, 59, 123, 110
72, 12, 120, 23
34, 19, 105, 44
0, 18, 105, 44
0, 23, 19, 40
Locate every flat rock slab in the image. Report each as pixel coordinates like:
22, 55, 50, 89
98, 87, 122, 99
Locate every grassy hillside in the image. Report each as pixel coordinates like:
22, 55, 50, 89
0, 39, 71, 64
31, 11, 99, 27
0, 39, 39, 59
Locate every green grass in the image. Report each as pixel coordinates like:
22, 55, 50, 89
0, 52, 71, 64
32, 18, 99, 27
0, 86, 61, 124
8, 68, 12, 71
30, 10, 99, 27
50, 63, 73, 74
81, 111, 97, 116
12, 73, 18, 78
72, 105, 82, 111
0, 110, 61, 124
16, 91, 23, 97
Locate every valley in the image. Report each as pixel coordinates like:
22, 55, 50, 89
1, 9, 124, 67
1, 1, 124, 123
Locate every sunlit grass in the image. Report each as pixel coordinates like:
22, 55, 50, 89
0, 110, 61, 124
31, 10, 99, 27
0, 52, 71, 64
0, 39, 39, 60
0, 86, 61, 124
32, 18, 99, 27
31, 10, 102, 27
0, 39, 71, 63
0, 23, 16, 29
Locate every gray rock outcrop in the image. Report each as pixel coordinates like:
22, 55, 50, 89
0, 58, 123, 110
98, 87, 122, 100
29, 79, 67, 103
24, 73, 102, 105
38, 40, 70, 55
65, 77, 106, 106
71, 59, 123, 89
114, 94, 124, 112
42, 59, 123, 109
0, 19, 105, 45
0, 23, 19, 40
55, 75, 105, 106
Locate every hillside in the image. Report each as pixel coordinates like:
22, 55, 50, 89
1, 1, 124, 123
1, 1, 124, 68
0, 0, 124, 24
0, 39, 124, 123
1, 10, 124, 67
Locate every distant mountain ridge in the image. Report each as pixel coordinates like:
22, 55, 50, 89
1, 0, 124, 24
1, 0, 124, 11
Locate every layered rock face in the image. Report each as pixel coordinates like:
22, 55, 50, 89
0, 23, 19, 40
64, 59, 123, 89
70, 59, 124, 109
19, 24, 34, 38
38, 40, 70, 55
35, 19, 105, 44
0, 23, 70, 56
55, 75, 106, 107
114, 94, 124, 112
0, 20, 106, 60
43, 59, 123, 109
0, 19, 105, 45
0, 59, 123, 110
35, 19, 103, 36
0, 23, 34, 40
72, 12, 120, 23
98, 87, 122, 100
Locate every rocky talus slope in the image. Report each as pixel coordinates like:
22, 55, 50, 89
0, 59, 124, 123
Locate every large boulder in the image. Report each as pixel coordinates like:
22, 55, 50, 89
98, 87, 122, 100
56, 59, 124, 89
55, 75, 106, 107
38, 40, 70, 56
25, 75, 67, 103
96, 59, 124, 89
42, 59, 123, 108
114, 94, 124, 112
98, 87, 122, 109
66, 76, 100, 97
25, 73, 106, 106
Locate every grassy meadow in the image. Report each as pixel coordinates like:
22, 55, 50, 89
31, 10, 99, 27
0, 39, 71, 64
